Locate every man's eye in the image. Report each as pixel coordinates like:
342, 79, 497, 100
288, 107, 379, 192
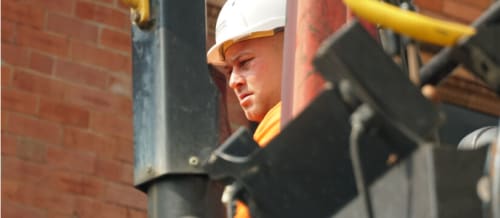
239, 58, 252, 68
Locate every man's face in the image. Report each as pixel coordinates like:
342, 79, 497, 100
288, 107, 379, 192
224, 34, 283, 122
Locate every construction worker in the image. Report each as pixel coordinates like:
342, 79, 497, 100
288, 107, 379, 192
207, 0, 285, 146
207, 0, 285, 217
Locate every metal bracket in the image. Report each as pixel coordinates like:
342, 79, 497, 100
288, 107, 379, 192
314, 20, 441, 144
453, 26, 500, 94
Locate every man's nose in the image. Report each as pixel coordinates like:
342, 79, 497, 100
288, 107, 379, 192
228, 71, 245, 89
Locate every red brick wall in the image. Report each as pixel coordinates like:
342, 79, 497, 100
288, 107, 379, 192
1, 1, 146, 218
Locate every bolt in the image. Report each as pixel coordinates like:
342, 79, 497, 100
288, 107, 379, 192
188, 156, 199, 167
146, 166, 154, 175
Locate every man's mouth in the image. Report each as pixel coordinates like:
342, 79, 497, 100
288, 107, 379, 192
238, 93, 252, 106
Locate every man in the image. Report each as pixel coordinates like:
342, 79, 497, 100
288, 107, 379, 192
207, 0, 286, 217
207, 0, 286, 147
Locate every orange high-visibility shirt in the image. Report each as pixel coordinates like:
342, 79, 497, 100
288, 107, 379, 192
253, 102, 282, 147
234, 102, 282, 218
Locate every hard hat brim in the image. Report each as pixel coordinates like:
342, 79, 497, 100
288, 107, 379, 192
207, 27, 285, 66
207, 42, 226, 66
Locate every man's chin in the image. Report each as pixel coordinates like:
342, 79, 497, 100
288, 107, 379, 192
244, 109, 265, 123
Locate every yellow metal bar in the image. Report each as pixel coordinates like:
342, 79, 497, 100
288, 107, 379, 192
344, 0, 476, 46
122, 0, 150, 25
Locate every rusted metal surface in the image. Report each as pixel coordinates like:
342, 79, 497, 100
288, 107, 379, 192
291, 0, 347, 117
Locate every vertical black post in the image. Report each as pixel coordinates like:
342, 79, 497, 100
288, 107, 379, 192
131, 0, 225, 217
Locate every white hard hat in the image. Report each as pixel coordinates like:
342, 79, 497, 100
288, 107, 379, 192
207, 0, 286, 65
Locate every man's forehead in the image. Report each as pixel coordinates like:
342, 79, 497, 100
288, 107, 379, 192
224, 32, 281, 65
224, 43, 254, 64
